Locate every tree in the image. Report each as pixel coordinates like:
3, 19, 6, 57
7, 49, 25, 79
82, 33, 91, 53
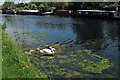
39, 4, 45, 10
16, 3, 25, 8
27, 2, 32, 9
71, 2, 108, 10
2, 2, 15, 10
30, 4, 38, 10
24, 6, 29, 10
62, 2, 69, 9
53, 2, 69, 9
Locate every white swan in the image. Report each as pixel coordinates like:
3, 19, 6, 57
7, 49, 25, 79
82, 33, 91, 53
40, 46, 55, 55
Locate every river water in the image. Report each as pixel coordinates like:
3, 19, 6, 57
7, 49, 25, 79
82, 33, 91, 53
1, 14, 119, 78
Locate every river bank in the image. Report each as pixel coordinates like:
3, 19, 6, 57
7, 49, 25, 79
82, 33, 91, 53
2, 29, 47, 78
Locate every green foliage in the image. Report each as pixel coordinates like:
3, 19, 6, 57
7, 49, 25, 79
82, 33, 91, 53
2, 2, 15, 10
48, 7, 55, 11
24, 6, 29, 10
27, 3, 32, 9
16, 7, 24, 10
53, 2, 69, 9
71, 2, 110, 10
30, 4, 38, 10
2, 2, 115, 11
2, 31, 47, 78
39, 4, 45, 9
1, 22, 7, 30
16, 3, 25, 8
62, 3, 69, 9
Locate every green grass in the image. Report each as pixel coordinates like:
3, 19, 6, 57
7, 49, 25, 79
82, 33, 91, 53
0, 28, 2, 79
1, 22, 7, 30
2, 31, 47, 78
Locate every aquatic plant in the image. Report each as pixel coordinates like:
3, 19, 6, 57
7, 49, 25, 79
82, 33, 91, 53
69, 37, 75, 41
38, 32, 47, 36
23, 32, 32, 34
59, 35, 64, 37
32, 35, 36, 37
71, 49, 113, 73
44, 64, 58, 68
70, 52, 74, 54
39, 39, 43, 41
26, 32, 32, 34
70, 54, 76, 57
55, 69, 62, 75
82, 58, 112, 73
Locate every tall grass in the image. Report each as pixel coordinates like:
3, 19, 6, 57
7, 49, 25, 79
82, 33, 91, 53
1, 22, 7, 30
2, 30, 47, 78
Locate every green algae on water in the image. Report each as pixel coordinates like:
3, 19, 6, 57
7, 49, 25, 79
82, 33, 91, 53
74, 49, 113, 73
23, 32, 32, 34
59, 35, 65, 37
69, 37, 75, 41
26, 32, 32, 34
38, 32, 47, 36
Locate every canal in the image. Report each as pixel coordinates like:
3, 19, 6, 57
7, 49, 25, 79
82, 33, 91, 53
1, 14, 119, 78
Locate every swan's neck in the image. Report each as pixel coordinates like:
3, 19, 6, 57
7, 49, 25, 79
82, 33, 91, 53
50, 49, 54, 53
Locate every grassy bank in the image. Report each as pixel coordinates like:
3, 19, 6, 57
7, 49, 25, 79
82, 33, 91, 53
2, 30, 47, 78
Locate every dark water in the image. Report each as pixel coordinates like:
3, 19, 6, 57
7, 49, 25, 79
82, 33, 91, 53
1, 14, 119, 78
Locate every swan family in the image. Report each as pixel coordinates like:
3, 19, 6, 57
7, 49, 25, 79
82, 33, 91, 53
25, 46, 56, 56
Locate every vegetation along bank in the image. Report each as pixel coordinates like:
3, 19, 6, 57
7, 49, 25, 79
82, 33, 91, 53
1, 23, 47, 78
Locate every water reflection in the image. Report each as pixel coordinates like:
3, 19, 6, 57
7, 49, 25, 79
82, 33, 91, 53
72, 20, 103, 42
36, 22, 67, 31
